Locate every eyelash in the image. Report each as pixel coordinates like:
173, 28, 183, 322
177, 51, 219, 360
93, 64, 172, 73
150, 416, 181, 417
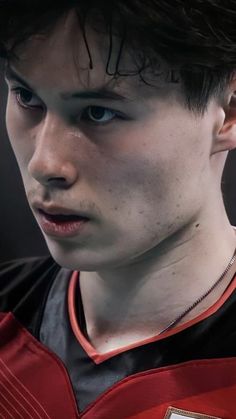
10, 87, 127, 125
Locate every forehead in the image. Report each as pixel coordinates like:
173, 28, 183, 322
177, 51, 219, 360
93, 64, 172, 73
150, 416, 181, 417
8, 9, 177, 101
10, 10, 109, 89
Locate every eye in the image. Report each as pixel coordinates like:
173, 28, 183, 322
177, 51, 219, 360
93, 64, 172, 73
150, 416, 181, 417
81, 106, 117, 124
11, 87, 43, 109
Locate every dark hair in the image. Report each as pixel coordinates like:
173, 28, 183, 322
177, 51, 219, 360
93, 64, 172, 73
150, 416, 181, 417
0, 0, 236, 112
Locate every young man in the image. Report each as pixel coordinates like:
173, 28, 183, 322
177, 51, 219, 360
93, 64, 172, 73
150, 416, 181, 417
0, 1, 236, 418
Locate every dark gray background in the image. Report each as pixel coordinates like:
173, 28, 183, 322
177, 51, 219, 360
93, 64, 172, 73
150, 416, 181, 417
1, 70, 236, 263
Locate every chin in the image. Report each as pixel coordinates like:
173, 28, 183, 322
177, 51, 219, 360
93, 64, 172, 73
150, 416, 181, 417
44, 240, 105, 272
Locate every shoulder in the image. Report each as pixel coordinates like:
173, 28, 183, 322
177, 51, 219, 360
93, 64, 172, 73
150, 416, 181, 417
0, 255, 60, 291
0, 255, 59, 281
0, 256, 61, 313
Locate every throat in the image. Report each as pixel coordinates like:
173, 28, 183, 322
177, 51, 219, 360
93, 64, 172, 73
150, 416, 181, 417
78, 232, 236, 353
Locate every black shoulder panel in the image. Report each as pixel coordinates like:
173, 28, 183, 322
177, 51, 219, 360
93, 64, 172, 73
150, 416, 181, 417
0, 256, 61, 338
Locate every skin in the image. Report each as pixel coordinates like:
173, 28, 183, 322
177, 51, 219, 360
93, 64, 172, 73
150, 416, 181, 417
5, 10, 236, 352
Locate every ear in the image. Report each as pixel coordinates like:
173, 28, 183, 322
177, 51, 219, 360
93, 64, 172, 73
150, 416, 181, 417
213, 77, 236, 154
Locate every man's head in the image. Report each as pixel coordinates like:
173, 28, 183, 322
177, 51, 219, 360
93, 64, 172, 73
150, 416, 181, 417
1, 1, 236, 271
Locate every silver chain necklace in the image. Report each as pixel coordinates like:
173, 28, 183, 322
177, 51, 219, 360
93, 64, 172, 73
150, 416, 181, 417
159, 247, 236, 335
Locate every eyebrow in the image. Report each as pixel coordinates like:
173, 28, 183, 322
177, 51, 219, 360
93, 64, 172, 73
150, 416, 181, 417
5, 65, 130, 102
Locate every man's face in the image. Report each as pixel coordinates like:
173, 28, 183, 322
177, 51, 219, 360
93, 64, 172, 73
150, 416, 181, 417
5, 11, 221, 271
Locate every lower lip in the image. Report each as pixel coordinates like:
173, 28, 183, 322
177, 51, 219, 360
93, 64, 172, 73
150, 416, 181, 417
38, 212, 89, 238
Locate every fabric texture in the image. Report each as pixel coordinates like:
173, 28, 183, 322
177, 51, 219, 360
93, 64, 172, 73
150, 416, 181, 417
0, 257, 236, 418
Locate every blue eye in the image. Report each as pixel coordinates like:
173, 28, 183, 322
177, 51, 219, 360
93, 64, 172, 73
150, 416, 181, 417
12, 87, 42, 109
82, 106, 117, 124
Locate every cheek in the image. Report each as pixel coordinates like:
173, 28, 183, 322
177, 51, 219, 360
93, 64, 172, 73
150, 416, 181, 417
6, 98, 17, 142
6, 97, 23, 149
6, 98, 34, 168
90, 122, 207, 234
89, 144, 174, 224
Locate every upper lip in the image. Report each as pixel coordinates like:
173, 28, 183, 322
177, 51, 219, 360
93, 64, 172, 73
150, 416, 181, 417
32, 203, 90, 218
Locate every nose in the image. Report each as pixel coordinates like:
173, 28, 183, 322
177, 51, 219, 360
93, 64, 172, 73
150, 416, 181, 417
28, 114, 78, 188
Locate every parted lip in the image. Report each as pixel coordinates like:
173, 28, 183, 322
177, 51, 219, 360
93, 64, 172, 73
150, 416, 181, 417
32, 203, 90, 219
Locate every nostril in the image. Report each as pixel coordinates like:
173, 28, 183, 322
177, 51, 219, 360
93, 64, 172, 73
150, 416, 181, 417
45, 176, 71, 188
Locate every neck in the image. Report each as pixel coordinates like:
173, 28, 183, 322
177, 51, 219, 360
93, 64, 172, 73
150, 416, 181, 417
79, 213, 236, 353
